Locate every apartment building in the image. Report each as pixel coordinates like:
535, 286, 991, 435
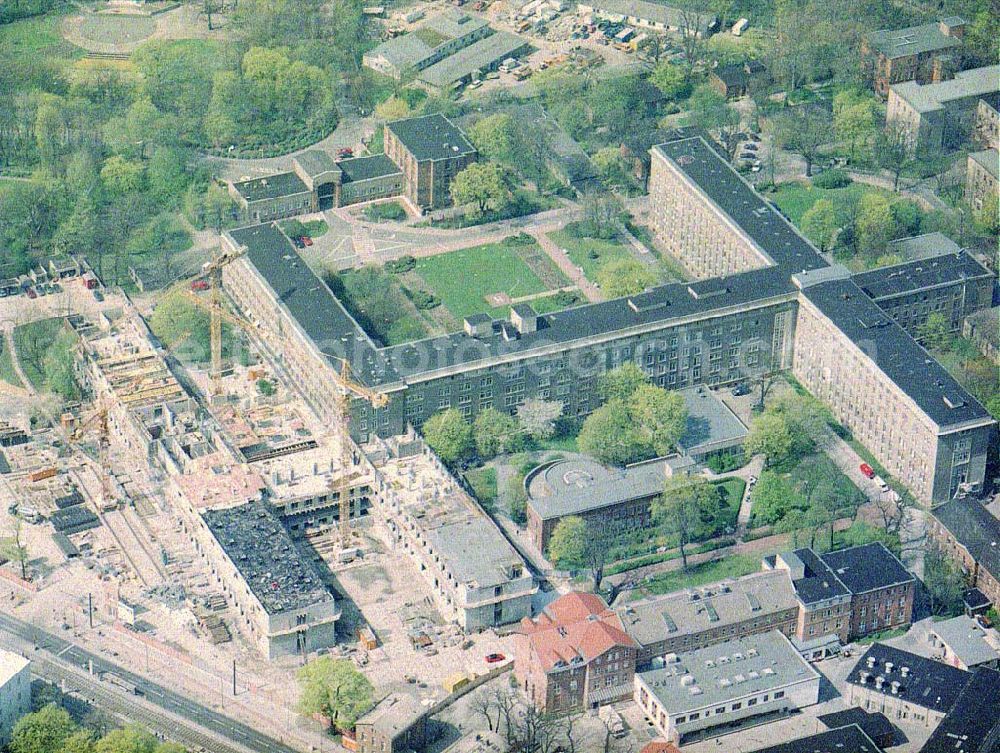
861, 18, 966, 98
852, 249, 994, 336
515, 592, 638, 712
791, 268, 994, 503
0, 650, 30, 747
765, 544, 915, 658
170, 466, 340, 660
966, 148, 998, 212
886, 65, 1000, 151
384, 113, 477, 211
974, 96, 999, 148
846, 644, 970, 728
617, 570, 799, 667
372, 432, 536, 630
229, 172, 316, 224
928, 500, 1000, 606
634, 631, 820, 744
927, 615, 1000, 670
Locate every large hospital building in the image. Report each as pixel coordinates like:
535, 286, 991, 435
219, 135, 995, 506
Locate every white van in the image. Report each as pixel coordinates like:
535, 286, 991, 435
873, 475, 890, 493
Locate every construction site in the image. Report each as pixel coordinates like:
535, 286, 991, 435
0, 246, 531, 750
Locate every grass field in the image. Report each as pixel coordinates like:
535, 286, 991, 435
0, 339, 23, 389
639, 553, 764, 596
0, 11, 83, 62
548, 229, 632, 284
413, 242, 550, 321
770, 181, 895, 226
716, 476, 747, 518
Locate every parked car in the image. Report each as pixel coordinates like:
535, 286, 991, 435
26, 287, 37, 299
744, 142, 758, 151
859, 463, 875, 479
336, 147, 354, 159
51, 283, 62, 293
93, 289, 104, 302
292, 236, 305, 248
748, 475, 758, 487
740, 151, 756, 160
301, 236, 313, 247
485, 653, 506, 664
731, 382, 750, 396
873, 475, 890, 492
191, 279, 210, 292
750, 163, 762, 172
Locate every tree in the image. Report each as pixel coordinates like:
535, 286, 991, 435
148, 147, 190, 205
93, 726, 159, 753
924, 547, 965, 617
297, 657, 373, 731
800, 199, 838, 252
629, 384, 686, 456
745, 412, 793, 466
917, 311, 951, 351
256, 378, 276, 396
596, 257, 656, 298
750, 471, 804, 526
474, 407, 520, 459
60, 729, 96, 753
873, 124, 913, 192
468, 114, 539, 179
832, 90, 877, 162
547, 515, 588, 570
652, 475, 716, 569
650, 60, 691, 101
100, 156, 145, 196
579, 191, 621, 240
685, 85, 742, 161
0, 515, 29, 580
422, 409, 473, 464
592, 147, 637, 192
204, 182, 235, 233
597, 362, 649, 404
517, 399, 564, 440
10, 705, 77, 753
578, 399, 648, 466
451, 162, 512, 216
149, 290, 212, 362
773, 106, 832, 177
374, 96, 412, 121
123, 98, 162, 159
854, 191, 896, 256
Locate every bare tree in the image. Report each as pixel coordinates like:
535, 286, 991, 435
471, 690, 502, 733
873, 123, 915, 192
676, 4, 709, 78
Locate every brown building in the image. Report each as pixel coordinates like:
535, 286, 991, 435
766, 544, 915, 660
862, 18, 966, 99
974, 96, 999, 148
709, 61, 766, 99
353, 695, 429, 753
928, 500, 1000, 607
966, 148, 998, 212
616, 570, 799, 668
515, 592, 637, 712
384, 113, 477, 212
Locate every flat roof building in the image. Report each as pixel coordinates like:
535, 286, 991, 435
0, 650, 30, 747
417, 31, 529, 92
363, 10, 492, 79
617, 570, 799, 666
862, 18, 966, 98
846, 643, 971, 727
928, 615, 1000, 670
634, 630, 820, 744
384, 113, 477, 211
676, 384, 748, 459
816, 707, 897, 749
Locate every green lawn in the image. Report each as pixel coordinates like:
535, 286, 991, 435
715, 477, 747, 518
547, 229, 632, 284
640, 553, 764, 596
465, 467, 497, 511
770, 181, 895, 226
0, 11, 83, 63
0, 339, 23, 389
301, 219, 328, 237
12, 318, 65, 389
413, 242, 550, 321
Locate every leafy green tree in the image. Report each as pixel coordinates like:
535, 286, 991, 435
592, 147, 638, 192
256, 379, 277, 396
924, 547, 966, 617
854, 191, 895, 256
684, 85, 742, 160
59, 729, 96, 753
93, 726, 159, 753
149, 289, 212, 362
597, 362, 650, 404
11, 705, 77, 753
451, 163, 512, 216
773, 106, 832, 177
596, 258, 656, 298
374, 96, 413, 121
745, 412, 793, 466
832, 90, 877, 161
473, 407, 520, 459
800, 199, 838, 252
984, 394, 1000, 423
974, 198, 999, 236
204, 182, 236, 233
422, 409, 473, 463
649, 60, 691, 101
889, 198, 921, 237
578, 399, 647, 466
147, 147, 190, 205
652, 475, 717, 569
873, 125, 913, 192
297, 657, 374, 731
965, 9, 999, 65
750, 471, 804, 526
468, 114, 538, 179
43, 330, 80, 401
547, 515, 588, 569
100, 156, 145, 196
629, 384, 686, 456
123, 98, 162, 159
517, 399, 563, 440
918, 311, 952, 351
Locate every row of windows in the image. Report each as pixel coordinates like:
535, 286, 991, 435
674, 690, 786, 725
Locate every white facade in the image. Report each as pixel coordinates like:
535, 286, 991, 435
0, 650, 31, 746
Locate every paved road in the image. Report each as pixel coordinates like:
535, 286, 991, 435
0, 611, 302, 753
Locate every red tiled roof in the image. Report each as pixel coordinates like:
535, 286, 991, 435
522, 592, 636, 671
640, 743, 681, 753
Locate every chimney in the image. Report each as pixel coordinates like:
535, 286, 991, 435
885, 661, 894, 674
938, 17, 965, 38
875, 676, 885, 690
901, 666, 910, 678
891, 680, 901, 695
510, 304, 538, 334
867, 656, 877, 669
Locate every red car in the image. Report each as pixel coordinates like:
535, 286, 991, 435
25, 288, 37, 299
191, 280, 210, 291
301, 236, 313, 247
337, 147, 354, 159
485, 653, 506, 664
859, 463, 875, 479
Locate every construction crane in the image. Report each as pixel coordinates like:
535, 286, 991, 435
332, 359, 388, 543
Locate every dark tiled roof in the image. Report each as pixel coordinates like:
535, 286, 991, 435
386, 113, 475, 162
747, 725, 882, 753
821, 542, 913, 594
652, 138, 828, 273
799, 278, 991, 428
338, 154, 403, 183
817, 707, 896, 742
920, 667, 1000, 753
847, 644, 970, 713
232, 172, 310, 202
932, 501, 1000, 581
853, 251, 992, 301
790, 548, 850, 604
293, 150, 339, 178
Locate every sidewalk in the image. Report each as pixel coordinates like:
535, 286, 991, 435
529, 229, 603, 302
